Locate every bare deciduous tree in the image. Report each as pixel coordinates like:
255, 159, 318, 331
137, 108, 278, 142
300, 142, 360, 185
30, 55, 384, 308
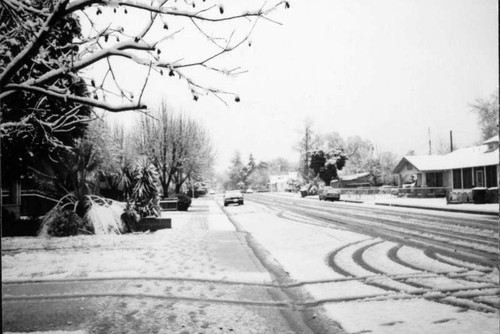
294, 118, 317, 181
470, 90, 499, 141
136, 103, 215, 197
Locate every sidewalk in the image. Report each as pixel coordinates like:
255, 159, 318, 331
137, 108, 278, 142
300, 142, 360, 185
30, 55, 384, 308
349, 194, 498, 216
1, 199, 312, 334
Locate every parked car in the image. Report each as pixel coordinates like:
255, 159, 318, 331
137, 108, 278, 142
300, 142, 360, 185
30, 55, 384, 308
224, 190, 244, 206
319, 187, 341, 201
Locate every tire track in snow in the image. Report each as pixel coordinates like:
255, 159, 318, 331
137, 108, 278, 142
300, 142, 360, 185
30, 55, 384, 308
254, 199, 500, 313
249, 196, 498, 267
325, 235, 499, 313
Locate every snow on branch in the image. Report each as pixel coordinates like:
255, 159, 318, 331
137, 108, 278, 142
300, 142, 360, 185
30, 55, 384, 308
1, 0, 287, 114
66, 0, 283, 23
4, 83, 147, 112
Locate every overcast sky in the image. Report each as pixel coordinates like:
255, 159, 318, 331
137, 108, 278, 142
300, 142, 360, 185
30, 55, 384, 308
99, 0, 498, 172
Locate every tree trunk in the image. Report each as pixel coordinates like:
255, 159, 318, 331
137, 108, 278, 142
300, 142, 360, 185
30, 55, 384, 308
165, 168, 176, 197
160, 166, 168, 198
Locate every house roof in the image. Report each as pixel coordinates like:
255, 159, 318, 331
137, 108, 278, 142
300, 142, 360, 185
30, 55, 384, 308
394, 142, 499, 173
339, 172, 371, 181
483, 134, 499, 144
269, 172, 298, 184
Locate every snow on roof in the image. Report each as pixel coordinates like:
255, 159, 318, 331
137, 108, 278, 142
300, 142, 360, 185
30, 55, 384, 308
394, 143, 499, 173
339, 172, 371, 181
483, 134, 499, 144
269, 172, 299, 184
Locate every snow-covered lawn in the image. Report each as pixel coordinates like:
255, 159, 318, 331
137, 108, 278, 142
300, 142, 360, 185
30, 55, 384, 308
2, 230, 268, 284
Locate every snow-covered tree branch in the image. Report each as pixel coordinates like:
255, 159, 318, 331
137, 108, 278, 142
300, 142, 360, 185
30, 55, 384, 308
1, 0, 287, 181
1, 0, 288, 112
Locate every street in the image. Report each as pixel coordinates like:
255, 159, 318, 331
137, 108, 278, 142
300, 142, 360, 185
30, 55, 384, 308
246, 193, 499, 267
2, 196, 499, 334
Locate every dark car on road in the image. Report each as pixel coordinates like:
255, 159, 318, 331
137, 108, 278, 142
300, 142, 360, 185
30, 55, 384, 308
224, 191, 244, 206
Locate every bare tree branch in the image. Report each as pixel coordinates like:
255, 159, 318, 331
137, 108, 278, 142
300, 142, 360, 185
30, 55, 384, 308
4, 83, 147, 112
1, 0, 284, 118
138, 61, 152, 105
66, 0, 274, 23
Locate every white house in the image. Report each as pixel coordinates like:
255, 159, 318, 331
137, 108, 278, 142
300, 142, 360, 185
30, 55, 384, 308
393, 135, 499, 190
269, 172, 299, 192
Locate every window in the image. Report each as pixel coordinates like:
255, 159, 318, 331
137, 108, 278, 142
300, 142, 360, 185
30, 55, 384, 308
452, 169, 462, 189
462, 168, 473, 189
426, 172, 443, 187
426, 173, 435, 187
476, 170, 484, 187
486, 165, 498, 188
436, 172, 443, 187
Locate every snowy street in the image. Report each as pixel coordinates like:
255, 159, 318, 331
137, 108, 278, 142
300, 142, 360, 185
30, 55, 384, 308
229, 194, 499, 333
2, 196, 499, 334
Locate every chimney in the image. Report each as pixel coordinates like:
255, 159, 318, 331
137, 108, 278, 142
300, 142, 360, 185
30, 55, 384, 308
450, 130, 453, 153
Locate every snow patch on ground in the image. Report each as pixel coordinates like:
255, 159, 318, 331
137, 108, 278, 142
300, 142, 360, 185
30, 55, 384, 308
398, 246, 467, 273
5, 332, 86, 334
306, 281, 389, 301
434, 253, 493, 271
230, 208, 366, 281
333, 238, 379, 276
363, 241, 419, 275
2, 229, 271, 284
323, 299, 499, 334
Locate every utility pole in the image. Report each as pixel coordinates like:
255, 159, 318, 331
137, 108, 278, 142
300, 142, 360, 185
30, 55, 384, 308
449, 130, 453, 153
428, 127, 432, 155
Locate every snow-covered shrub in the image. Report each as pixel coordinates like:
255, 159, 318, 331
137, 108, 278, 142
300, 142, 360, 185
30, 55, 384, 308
85, 198, 125, 235
308, 185, 319, 195
132, 157, 161, 218
38, 194, 126, 237
121, 203, 140, 233
39, 206, 90, 237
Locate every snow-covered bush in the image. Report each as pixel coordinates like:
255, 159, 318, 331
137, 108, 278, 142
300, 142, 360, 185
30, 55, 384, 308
39, 194, 126, 237
131, 157, 161, 218
84, 197, 126, 235
121, 203, 140, 233
39, 206, 90, 237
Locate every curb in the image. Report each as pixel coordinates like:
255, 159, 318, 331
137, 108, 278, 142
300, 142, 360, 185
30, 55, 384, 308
272, 194, 498, 216
374, 202, 498, 216
339, 199, 364, 204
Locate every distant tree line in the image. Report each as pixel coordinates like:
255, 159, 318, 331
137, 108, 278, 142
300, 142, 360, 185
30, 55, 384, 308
470, 90, 499, 141
295, 120, 399, 187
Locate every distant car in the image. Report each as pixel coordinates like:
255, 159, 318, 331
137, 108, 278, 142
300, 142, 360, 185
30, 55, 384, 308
224, 190, 244, 206
209, 190, 216, 195
245, 188, 254, 194
319, 187, 341, 201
